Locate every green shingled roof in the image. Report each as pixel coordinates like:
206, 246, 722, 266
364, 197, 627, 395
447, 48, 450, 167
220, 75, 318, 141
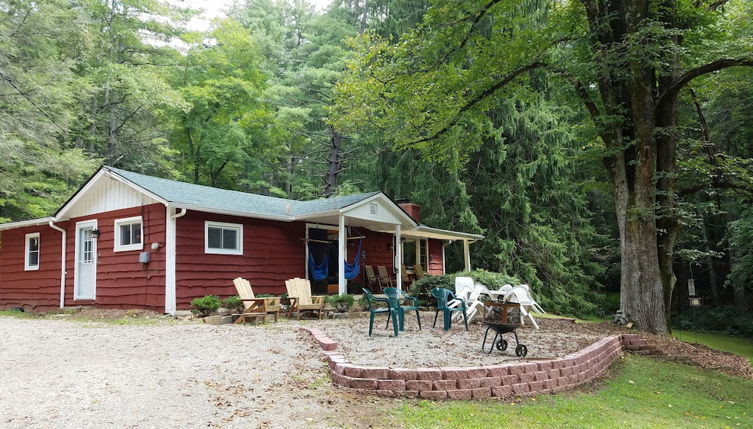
106, 166, 380, 219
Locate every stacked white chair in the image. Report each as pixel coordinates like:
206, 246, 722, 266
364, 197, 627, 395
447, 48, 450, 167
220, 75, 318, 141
502, 284, 545, 329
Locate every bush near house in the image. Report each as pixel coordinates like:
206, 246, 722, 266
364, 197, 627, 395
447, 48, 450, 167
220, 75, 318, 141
409, 270, 521, 307
222, 296, 244, 313
190, 295, 221, 317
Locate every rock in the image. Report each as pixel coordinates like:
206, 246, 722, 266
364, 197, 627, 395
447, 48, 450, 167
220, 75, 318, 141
203, 315, 224, 325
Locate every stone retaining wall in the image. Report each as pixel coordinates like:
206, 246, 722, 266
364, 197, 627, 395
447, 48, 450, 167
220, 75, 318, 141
300, 327, 652, 399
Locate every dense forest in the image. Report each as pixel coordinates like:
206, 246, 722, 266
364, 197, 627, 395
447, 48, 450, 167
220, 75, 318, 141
1, 0, 751, 331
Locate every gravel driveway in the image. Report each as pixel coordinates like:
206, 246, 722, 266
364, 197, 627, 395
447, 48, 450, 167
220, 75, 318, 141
0, 317, 380, 429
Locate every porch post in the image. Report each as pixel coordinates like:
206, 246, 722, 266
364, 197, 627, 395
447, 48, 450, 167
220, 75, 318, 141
338, 213, 346, 295
463, 240, 471, 272
395, 224, 402, 290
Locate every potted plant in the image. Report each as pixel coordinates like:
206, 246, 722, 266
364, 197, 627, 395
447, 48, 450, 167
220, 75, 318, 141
326, 294, 355, 312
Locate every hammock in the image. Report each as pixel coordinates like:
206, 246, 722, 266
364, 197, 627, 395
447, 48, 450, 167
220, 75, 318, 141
344, 239, 362, 280
308, 250, 329, 281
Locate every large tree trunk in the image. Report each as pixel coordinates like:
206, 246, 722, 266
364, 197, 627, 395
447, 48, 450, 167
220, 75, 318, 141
323, 128, 344, 197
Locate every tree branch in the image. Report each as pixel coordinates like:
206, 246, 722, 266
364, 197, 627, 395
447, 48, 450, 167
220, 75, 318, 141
410, 61, 546, 144
657, 58, 753, 105
0, 70, 67, 134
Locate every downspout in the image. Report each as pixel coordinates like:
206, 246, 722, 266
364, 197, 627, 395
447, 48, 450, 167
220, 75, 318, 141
48, 220, 66, 309
165, 206, 187, 315
442, 241, 449, 275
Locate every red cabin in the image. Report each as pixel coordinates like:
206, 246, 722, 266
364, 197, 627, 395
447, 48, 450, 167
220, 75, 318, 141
0, 167, 482, 313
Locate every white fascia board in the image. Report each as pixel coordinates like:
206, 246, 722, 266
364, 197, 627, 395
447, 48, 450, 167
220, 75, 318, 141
172, 203, 294, 222
105, 169, 168, 205
54, 169, 109, 220
339, 193, 418, 227
412, 225, 484, 241
0, 217, 55, 231
55, 169, 169, 220
296, 210, 341, 220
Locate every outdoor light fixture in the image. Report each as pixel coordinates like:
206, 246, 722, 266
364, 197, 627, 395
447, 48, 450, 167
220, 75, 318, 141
91, 229, 101, 238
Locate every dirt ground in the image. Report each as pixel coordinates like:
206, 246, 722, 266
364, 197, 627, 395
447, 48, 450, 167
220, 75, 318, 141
0, 316, 392, 429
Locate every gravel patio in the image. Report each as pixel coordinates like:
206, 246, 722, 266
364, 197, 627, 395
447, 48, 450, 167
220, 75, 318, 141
0, 316, 379, 429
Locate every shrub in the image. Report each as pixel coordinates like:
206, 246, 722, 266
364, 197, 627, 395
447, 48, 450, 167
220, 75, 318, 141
409, 269, 521, 307
191, 295, 221, 317
674, 307, 753, 337
222, 296, 244, 312
326, 294, 355, 312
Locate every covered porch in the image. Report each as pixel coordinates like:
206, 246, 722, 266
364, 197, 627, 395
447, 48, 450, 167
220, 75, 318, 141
299, 194, 483, 294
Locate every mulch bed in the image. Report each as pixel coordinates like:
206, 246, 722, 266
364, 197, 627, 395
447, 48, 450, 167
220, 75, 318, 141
576, 321, 753, 379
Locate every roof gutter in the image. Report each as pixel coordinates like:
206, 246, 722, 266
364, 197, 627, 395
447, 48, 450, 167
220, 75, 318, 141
172, 203, 294, 222
0, 217, 54, 231
48, 220, 66, 309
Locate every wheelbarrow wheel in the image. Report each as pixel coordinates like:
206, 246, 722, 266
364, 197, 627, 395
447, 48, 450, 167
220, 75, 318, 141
495, 339, 508, 351
515, 344, 528, 357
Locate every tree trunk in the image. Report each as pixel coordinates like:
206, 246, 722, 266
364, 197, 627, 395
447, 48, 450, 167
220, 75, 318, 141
612, 145, 669, 333
323, 128, 344, 197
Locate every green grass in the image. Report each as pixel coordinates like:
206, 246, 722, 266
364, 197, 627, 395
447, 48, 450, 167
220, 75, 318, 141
0, 310, 37, 318
673, 329, 753, 364
394, 355, 753, 428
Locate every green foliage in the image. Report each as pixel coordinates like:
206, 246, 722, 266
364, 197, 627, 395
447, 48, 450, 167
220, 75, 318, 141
222, 296, 244, 312
190, 295, 221, 317
674, 307, 753, 338
409, 270, 521, 308
727, 208, 753, 295
325, 293, 355, 311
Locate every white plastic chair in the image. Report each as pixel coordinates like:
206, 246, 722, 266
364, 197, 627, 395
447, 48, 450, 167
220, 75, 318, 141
448, 276, 474, 309
502, 284, 545, 329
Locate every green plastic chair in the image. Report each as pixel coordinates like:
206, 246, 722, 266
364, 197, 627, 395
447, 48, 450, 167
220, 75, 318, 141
383, 287, 421, 332
362, 288, 399, 337
431, 287, 469, 331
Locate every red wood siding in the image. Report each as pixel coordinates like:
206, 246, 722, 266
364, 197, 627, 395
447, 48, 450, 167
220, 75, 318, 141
359, 230, 395, 285
63, 204, 166, 311
0, 225, 64, 311
175, 212, 306, 309
428, 239, 444, 275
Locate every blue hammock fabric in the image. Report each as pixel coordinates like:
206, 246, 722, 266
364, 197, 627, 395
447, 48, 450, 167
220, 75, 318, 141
308, 250, 329, 281
344, 240, 362, 280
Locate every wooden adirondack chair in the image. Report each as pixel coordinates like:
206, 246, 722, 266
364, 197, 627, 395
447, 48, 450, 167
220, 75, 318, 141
376, 265, 394, 289
232, 277, 281, 324
365, 265, 381, 292
400, 264, 411, 286
414, 264, 427, 280
285, 277, 325, 320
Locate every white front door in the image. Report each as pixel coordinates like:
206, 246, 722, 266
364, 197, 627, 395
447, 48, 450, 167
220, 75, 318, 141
75, 220, 97, 300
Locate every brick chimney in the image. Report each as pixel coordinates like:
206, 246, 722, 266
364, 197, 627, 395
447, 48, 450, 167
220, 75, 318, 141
398, 202, 421, 222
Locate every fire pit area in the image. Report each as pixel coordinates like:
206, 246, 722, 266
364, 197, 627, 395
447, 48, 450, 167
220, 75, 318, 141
297, 316, 655, 399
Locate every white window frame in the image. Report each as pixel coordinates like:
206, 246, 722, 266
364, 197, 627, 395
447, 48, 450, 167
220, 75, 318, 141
204, 221, 243, 255
114, 216, 144, 252
24, 232, 40, 271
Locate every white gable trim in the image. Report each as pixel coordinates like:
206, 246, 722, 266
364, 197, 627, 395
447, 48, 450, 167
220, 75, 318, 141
55, 168, 168, 220
105, 169, 168, 205
339, 193, 418, 227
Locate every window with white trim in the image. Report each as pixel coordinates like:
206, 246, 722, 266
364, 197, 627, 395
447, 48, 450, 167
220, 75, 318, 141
205, 221, 243, 255
114, 216, 143, 252
25, 232, 40, 271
